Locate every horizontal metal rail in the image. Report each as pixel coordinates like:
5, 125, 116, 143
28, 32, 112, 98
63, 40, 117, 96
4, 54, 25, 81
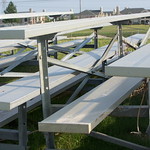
90, 131, 150, 150
47, 57, 105, 77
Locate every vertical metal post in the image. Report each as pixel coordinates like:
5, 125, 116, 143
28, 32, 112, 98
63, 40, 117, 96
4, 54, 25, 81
53, 37, 58, 59
146, 79, 150, 135
94, 28, 98, 49
37, 36, 55, 149
118, 23, 123, 57
79, 0, 82, 18
18, 103, 27, 150
11, 50, 14, 55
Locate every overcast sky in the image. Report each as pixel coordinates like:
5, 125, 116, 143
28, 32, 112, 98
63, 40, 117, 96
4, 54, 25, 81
0, 0, 150, 13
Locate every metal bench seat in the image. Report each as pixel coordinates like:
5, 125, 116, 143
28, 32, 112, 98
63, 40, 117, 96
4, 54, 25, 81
39, 76, 143, 134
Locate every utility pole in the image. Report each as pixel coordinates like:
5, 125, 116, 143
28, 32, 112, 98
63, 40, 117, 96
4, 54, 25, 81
79, 0, 82, 19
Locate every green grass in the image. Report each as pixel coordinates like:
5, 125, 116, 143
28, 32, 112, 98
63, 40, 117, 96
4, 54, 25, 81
1, 25, 150, 150
66, 25, 149, 38
24, 87, 150, 150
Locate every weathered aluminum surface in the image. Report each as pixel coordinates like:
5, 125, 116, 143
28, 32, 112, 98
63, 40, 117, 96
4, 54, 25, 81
0, 34, 144, 110
0, 34, 144, 126
0, 39, 83, 69
0, 72, 34, 77
105, 44, 150, 78
0, 48, 113, 110
0, 36, 67, 53
38, 77, 143, 133
0, 13, 150, 39
0, 73, 86, 127
0, 39, 36, 53
0, 11, 73, 20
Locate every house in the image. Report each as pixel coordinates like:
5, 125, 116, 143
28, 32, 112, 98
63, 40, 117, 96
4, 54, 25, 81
120, 8, 146, 14
19, 8, 46, 24
120, 8, 150, 24
76, 7, 150, 25
77, 6, 120, 19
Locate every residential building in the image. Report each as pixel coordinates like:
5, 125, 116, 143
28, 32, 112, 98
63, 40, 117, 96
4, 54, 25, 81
76, 6, 120, 19
120, 8, 150, 24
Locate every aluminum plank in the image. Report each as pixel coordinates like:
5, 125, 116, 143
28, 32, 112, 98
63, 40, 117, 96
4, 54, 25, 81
0, 11, 73, 20
0, 39, 83, 69
0, 73, 86, 127
0, 45, 116, 110
0, 36, 67, 53
38, 76, 143, 134
105, 44, 150, 78
0, 35, 142, 110
0, 13, 150, 39
0, 34, 143, 125
0, 39, 36, 53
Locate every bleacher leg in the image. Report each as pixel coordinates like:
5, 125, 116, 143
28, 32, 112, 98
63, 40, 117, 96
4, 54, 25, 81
18, 103, 28, 150
53, 36, 58, 59
37, 36, 55, 149
94, 28, 98, 49
118, 22, 123, 58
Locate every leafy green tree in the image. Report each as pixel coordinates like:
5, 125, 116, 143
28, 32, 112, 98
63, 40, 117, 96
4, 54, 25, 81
3, 1, 19, 23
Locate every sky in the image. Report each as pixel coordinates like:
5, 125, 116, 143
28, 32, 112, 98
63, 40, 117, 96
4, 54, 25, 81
0, 0, 150, 14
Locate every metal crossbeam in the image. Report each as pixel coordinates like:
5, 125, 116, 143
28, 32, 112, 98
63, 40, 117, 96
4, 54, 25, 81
111, 105, 148, 117
0, 143, 25, 150
90, 131, 150, 150
0, 129, 19, 141
62, 33, 94, 61
47, 57, 105, 77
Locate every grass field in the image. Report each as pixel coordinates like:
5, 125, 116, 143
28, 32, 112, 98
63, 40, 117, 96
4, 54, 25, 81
66, 24, 149, 38
1, 24, 150, 150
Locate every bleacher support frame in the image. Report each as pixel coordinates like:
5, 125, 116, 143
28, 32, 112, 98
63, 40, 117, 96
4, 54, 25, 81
0, 13, 150, 150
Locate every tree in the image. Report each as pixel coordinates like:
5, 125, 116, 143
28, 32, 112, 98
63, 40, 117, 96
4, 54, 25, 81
3, 1, 19, 23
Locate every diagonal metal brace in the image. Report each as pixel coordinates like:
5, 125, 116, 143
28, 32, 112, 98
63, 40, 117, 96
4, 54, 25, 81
18, 42, 36, 50
140, 27, 150, 47
62, 33, 94, 61
47, 57, 105, 78
122, 36, 138, 49
66, 76, 90, 104
92, 33, 118, 72
0, 50, 37, 75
